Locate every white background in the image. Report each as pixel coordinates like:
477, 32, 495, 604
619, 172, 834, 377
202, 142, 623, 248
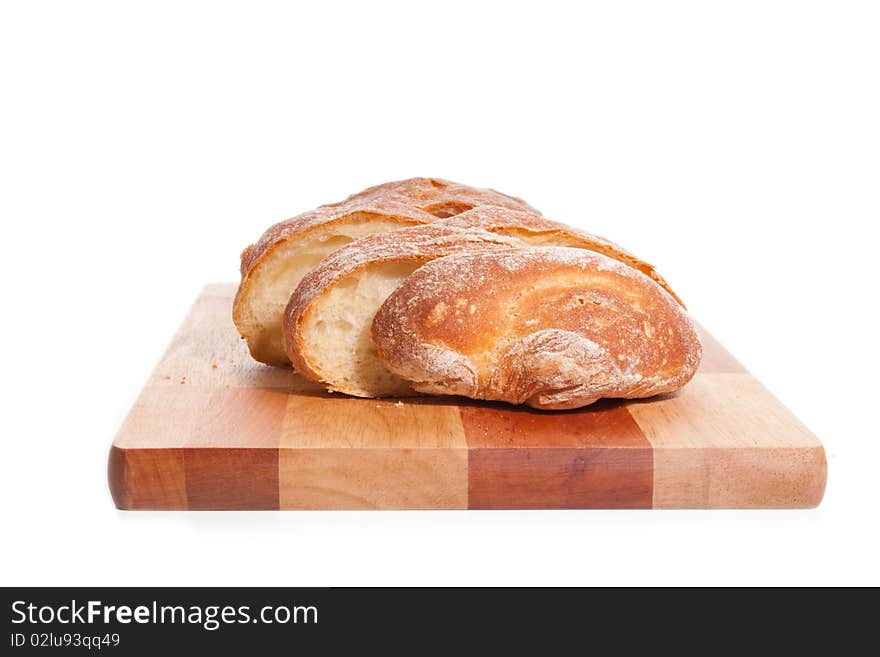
1, 1, 878, 586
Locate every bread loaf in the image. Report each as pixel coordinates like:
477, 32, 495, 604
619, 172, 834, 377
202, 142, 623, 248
282, 206, 687, 398
372, 247, 701, 409
233, 178, 536, 365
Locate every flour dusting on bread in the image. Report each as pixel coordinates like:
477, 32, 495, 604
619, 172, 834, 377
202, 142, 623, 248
372, 247, 701, 409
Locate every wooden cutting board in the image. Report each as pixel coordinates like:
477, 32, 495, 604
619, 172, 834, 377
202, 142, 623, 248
109, 284, 826, 510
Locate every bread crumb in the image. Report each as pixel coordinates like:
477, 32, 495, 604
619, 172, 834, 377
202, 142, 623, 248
211, 363, 218, 369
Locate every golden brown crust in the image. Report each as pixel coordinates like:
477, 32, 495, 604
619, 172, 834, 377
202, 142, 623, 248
372, 247, 701, 410
233, 178, 538, 365
439, 210, 684, 306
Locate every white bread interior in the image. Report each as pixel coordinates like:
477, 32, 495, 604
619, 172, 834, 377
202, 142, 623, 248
234, 217, 412, 366
299, 260, 424, 396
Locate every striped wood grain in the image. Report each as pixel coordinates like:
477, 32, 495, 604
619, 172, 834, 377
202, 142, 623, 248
109, 284, 826, 510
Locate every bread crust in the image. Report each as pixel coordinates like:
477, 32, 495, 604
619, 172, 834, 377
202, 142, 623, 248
372, 247, 701, 410
283, 221, 526, 392
233, 178, 537, 365
437, 210, 684, 306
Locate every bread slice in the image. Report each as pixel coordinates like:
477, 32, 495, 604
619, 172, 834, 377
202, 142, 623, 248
373, 247, 701, 410
232, 178, 537, 365
283, 223, 524, 396
283, 206, 687, 398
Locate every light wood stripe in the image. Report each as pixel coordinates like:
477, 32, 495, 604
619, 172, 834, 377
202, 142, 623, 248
279, 448, 467, 510
278, 394, 468, 509
628, 374, 826, 508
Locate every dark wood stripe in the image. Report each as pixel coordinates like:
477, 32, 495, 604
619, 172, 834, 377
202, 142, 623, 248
462, 401, 653, 509
108, 446, 187, 510
469, 447, 652, 509
184, 448, 279, 510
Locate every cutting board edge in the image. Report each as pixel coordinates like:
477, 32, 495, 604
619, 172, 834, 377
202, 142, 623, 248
109, 442, 827, 510
652, 442, 827, 509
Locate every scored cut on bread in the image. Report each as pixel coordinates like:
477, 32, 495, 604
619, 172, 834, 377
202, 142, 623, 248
282, 205, 688, 398
431, 211, 683, 306
372, 247, 701, 410
233, 177, 537, 366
